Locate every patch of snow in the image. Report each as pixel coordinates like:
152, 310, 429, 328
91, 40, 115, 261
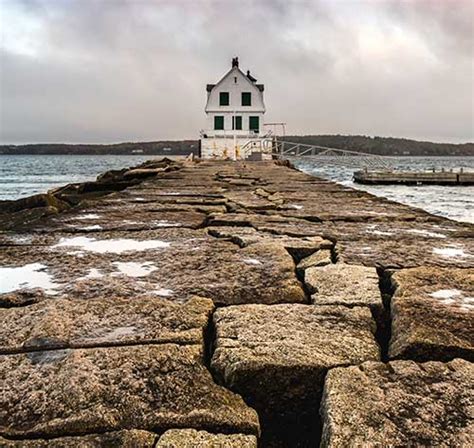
53, 237, 170, 254
429, 290, 474, 311
243, 258, 263, 265
154, 220, 181, 227
433, 247, 468, 258
431, 224, 457, 232
430, 289, 462, 299
80, 225, 103, 231
113, 261, 157, 277
367, 230, 393, 236
9, 235, 33, 243
461, 304, 474, 311
439, 298, 456, 305
0, 263, 59, 294
67, 251, 85, 257
407, 229, 446, 239
96, 326, 137, 341
154, 288, 174, 297
79, 268, 104, 280
76, 214, 100, 220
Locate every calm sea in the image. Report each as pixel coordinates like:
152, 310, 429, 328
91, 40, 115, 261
0, 155, 473, 224
293, 156, 474, 224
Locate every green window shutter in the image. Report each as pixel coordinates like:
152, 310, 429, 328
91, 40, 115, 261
249, 116, 259, 132
242, 92, 251, 106
232, 116, 242, 130
219, 92, 229, 106
214, 116, 224, 130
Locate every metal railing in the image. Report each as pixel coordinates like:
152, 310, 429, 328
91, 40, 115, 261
273, 140, 393, 170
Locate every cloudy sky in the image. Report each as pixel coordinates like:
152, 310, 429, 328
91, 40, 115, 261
0, 0, 473, 144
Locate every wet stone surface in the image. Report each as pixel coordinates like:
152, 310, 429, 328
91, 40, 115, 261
389, 266, 474, 362
321, 359, 474, 447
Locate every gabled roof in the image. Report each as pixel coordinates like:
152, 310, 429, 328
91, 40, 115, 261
205, 59, 264, 93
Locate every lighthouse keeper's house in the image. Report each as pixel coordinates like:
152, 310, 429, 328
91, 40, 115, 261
199, 57, 273, 160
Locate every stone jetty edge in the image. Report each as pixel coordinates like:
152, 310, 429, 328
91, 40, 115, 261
0, 158, 472, 447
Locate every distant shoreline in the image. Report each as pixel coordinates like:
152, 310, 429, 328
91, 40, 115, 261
1, 135, 473, 156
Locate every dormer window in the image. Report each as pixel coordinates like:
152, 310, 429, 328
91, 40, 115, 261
242, 92, 251, 106
219, 92, 229, 106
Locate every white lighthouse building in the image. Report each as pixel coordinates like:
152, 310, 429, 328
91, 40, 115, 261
199, 57, 273, 160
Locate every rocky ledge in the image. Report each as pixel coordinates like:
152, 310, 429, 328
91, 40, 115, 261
0, 158, 472, 447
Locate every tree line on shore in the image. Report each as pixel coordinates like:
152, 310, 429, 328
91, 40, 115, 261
282, 135, 473, 156
0, 135, 472, 156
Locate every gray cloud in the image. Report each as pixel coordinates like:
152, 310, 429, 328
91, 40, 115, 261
0, 0, 472, 144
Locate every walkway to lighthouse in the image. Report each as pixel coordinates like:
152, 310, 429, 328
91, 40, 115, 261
1, 159, 473, 447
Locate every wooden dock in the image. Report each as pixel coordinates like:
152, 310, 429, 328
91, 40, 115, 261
354, 170, 474, 185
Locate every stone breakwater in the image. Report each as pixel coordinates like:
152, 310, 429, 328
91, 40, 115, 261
0, 158, 473, 447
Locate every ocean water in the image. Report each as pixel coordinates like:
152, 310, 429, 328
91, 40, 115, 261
293, 156, 474, 224
0, 155, 473, 224
0, 155, 166, 201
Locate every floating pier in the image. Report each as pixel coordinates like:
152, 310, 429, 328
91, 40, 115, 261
0, 159, 473, 447
354, 169, 474, 185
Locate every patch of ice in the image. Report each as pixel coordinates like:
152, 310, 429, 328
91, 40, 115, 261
113, 261, 157, 277
433, 247, 468, 258
154, 288, 174, 297
0, 263, 59, 294
243, 258, 263, 265
76, 214, 100, 220
407, 229, 446, 239
53, 237, 170, 254
429, 289, 462, 299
